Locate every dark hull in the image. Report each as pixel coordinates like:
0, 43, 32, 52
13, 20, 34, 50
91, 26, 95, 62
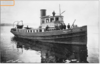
11, 26, 87, 45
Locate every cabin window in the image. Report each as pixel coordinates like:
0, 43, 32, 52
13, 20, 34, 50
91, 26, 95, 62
50, 18, 54, 22
30, 30, 33, 33
37, 30, 38, 32
55, 17, 59, 21
35, 30, 37, 32
42, 20, 44, 23
59, 17, 63, 21
33, 30, 35, 32
46, 19, 49, 23
42, 29, 44, 32
27, 30, 29, 33
29, 30, 31, 33
31, 30, 33, 33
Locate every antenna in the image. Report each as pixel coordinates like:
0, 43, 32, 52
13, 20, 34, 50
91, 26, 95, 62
61, 11, 65, 15
59, 4, 61, 16
59, 5, 65, 15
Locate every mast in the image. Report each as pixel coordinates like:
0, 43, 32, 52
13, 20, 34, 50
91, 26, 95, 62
59, 4, 61, 16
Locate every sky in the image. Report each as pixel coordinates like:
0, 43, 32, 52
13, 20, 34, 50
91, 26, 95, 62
1, 1, 98, 27
1, 0, 99, 62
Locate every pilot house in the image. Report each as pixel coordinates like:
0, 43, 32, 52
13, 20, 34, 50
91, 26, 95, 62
40, 9, 66, 30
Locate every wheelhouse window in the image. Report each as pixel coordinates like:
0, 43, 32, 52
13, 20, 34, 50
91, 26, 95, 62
46, 18, 49, 23
50, 18, 54, 22
42, 19, 44, 23
59, 17, 63, 21
55, 17, 59, 21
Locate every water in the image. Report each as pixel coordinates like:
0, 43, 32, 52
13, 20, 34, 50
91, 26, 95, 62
0, 26, 99, 63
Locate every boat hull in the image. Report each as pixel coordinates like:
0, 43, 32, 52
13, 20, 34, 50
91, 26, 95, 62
11, 26, 87, 45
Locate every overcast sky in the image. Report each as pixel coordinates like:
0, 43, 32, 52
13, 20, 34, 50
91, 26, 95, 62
1, 1, 98, 27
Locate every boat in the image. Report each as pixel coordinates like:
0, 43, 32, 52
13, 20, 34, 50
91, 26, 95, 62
11, 9, 87, 45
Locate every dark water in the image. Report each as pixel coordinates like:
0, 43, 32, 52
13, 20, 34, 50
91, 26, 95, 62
0, 26, 99, 63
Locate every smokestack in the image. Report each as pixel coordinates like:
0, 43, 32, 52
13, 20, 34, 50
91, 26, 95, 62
40, 9, 46, 17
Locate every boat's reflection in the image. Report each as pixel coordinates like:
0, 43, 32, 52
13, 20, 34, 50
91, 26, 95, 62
11, 37, 88, 63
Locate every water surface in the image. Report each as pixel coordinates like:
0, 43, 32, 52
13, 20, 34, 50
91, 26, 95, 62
0, 26, 99, 63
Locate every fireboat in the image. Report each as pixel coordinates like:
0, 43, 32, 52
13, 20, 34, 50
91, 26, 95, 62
11, 9, 87, 45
